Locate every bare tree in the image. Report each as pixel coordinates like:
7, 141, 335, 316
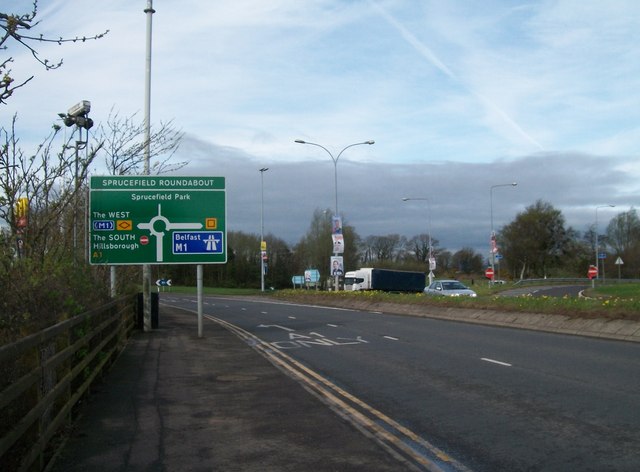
0, 114, 102, 262
1, 1, 108, 104
362, 234, 404, 263
95, 109, 186, 175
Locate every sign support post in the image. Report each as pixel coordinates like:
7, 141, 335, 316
197, 264, 203, 337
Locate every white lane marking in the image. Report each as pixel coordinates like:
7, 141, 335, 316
260, 311, 268, 314
327, 324, 338, 327
257, 324, 295, 332
383, 336, 399, 341
288, 316, 297, 319
481, 358, 512, 367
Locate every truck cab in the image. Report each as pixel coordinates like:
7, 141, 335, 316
344, 271, 357, 291
344, 269, 371, 291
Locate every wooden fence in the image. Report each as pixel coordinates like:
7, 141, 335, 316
0, 295, 138, 471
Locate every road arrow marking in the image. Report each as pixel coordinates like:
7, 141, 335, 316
257, 324, 295, 332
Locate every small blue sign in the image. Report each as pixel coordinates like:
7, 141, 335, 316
93, 220, 114, 231
172, 231, 224, 254
598, 252, 607, 259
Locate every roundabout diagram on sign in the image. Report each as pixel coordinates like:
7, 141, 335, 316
137, 204, 202, 262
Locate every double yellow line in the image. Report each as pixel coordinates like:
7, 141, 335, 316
204, 313, 472, 472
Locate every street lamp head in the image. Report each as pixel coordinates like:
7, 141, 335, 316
511, 182, 517, 186
294, 139, 306, 144
365, 140, 375, 145
259, 167, 269, 172
401, 197, 409, 201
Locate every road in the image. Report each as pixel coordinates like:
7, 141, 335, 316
163, 294, 640, 471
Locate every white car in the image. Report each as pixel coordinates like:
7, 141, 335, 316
424, 280, 477, 297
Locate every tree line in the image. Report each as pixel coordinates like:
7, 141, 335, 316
161, 200, 640, 288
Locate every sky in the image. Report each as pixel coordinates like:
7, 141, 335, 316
3, 0, 640, 257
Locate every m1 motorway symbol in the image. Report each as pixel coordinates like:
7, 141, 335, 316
93, 220, 115, 231
485, 267, 495, 280
89, 176, 226, 265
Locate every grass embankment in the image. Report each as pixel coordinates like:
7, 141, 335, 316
165, 284, 640, 322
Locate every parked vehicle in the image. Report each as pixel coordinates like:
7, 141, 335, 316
344, 268, 425, 293
423, 280, 477, 297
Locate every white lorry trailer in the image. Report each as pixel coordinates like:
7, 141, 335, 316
344, 268, 425, 293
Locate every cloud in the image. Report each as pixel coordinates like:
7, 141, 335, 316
170, 135, 637, 256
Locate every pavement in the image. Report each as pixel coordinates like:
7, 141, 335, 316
49, 303, 403, 472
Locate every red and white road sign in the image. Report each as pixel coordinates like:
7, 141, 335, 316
587, 265, 598, 279
485, 267, 495, 280
140, 235, 149, 245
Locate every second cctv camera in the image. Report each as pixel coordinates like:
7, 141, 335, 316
67, 100, 91, 117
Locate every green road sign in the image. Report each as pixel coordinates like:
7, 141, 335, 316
89, 176, 226, 265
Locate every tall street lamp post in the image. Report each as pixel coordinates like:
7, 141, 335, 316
595, 204, 615, 287
259, 167, 269, 292
143, 1, 155, 333
490, 182, 517, 282
295, 139, 374, 290
402, 197, 434, 285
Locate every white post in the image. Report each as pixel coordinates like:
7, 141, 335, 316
197, 264, 203, 338
142, 0, 154, 331
110, 266, 116, 298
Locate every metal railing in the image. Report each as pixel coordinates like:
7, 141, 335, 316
0, 295, 138, 471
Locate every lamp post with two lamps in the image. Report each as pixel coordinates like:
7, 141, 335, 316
295, 139, 375, 290
489, 182, 517, 282
259, 167, 269, 292
402, 197, 435, 285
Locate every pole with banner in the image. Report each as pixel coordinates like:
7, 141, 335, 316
332, 216, 343, 291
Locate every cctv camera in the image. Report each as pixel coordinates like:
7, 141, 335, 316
67, 100, 91, 117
